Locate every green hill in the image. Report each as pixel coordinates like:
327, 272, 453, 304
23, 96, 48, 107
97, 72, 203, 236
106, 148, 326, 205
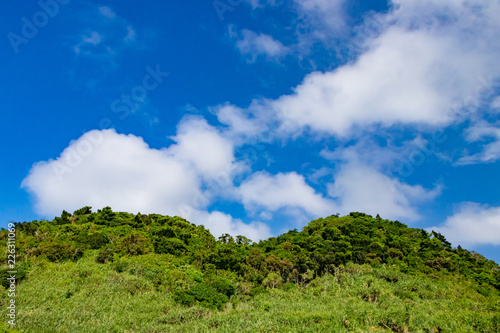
1, 207, 499, 332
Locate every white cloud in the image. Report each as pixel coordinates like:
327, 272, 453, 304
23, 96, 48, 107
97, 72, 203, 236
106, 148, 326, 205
22, 129, 200, 217
168, 116, 238, 181
213, 102, 276, 144
327, 162, 441, 221
236, 152, 440, 225
456, 121, 500, 165
319, 139, 442, 221
180, 208, 271, 241
215, 104, 263, 142
21, 123, 269, 240
238, 172, 336, 217
232, 28, 289, 62
274, 26, 497, 136
220, 0, 500, 139
430, 203, 500, 247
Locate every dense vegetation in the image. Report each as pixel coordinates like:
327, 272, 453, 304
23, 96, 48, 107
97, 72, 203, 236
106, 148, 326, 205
1, 207, 499, 332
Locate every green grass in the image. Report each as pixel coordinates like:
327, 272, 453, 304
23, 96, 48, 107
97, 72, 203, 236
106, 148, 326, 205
2, 253, 499, 333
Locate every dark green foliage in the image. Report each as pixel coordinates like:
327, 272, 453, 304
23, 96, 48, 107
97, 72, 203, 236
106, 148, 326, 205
76, 231, 108, 249
96, 247, 115, 263
33, 242, 81, 262
0, 262, 29, 288
53, 210, 71, 225
173, 283, 229, 310
154, 237, 186, 255
1, 208, 499, 332
1, 207, 499, 324
210, 277, 235, 298
117, 231, 150, 255
95, 206, 115, 225
73, 206, 92, 216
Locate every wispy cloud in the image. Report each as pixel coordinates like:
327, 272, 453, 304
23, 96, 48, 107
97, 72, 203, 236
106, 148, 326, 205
456, 121, 500, 165
72, 5, 140, 61
229, 26, 290, 62
74, 31, 104, 55
98, 6, 116, 19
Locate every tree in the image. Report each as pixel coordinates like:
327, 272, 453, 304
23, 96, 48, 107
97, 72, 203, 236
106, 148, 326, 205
74, 206, 92, 215
263, 272, 282, 289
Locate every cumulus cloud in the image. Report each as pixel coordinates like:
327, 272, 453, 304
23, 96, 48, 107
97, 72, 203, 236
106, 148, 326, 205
179, 208, 272, 241
236, 155, 440, 224
238, 172, 336, 217
327, 162, 441, 221
274, 27, 497, 136
318, 139, 443, 221
430, 203, 500, 247
220, 0, 500, 139
22, 129, 200, 217
21, 120, 269, 240
167, 116, 239, 180
232, 28, 289, 62
213, 102, 277, 144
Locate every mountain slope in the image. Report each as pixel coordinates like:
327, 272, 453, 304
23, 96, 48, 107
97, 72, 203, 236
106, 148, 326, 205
1, 208, 499, 332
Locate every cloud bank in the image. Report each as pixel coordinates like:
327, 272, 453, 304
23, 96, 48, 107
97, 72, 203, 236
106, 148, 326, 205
21, 120, 270, 240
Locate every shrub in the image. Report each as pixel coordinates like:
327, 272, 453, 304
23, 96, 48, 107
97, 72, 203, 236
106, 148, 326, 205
76, 231, 108, 249
154, 238, 186, 255
210, 277, 235, 298
34, 242, 79, 262
173, 283, 229, 310
0, 262, 29, 288
117, 232, 150, 256
96, 247, 115, 263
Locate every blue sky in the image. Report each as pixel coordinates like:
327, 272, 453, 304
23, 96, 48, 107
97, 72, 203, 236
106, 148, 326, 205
2, 0, 500, 262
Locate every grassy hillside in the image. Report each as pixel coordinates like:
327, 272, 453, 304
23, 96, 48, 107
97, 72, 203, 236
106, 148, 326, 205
1, 208, 499, 332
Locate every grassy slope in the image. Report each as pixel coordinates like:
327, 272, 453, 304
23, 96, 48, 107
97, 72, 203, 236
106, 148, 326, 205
1, 210, 499, 332
3, 252, 499, 333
